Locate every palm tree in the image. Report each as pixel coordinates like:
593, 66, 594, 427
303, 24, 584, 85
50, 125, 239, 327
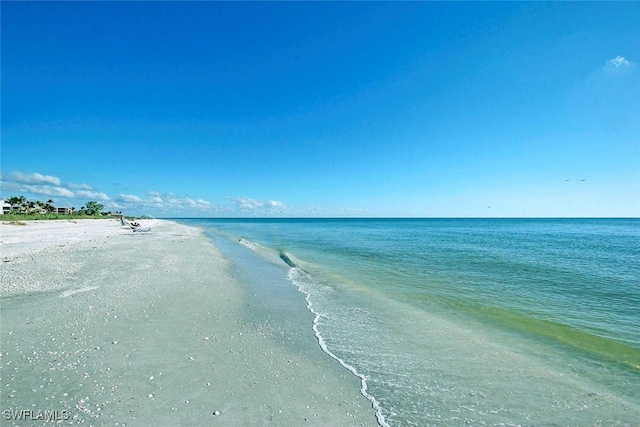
6, 196, 20, 212
6, 196, 27, 213
85, 201, 104, 216
6, 196, 21, 206
19, 197, 29, 211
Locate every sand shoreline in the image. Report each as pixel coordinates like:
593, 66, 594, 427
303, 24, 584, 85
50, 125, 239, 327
1, 219, 161, 296
0, 219, 376, 426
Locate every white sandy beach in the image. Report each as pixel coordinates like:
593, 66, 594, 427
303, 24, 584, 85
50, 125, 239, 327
0, 219, 376, 426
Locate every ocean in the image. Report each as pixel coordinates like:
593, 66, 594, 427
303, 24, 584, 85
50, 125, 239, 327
177, 218, 640, 426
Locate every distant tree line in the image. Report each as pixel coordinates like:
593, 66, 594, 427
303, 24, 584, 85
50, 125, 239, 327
4, 196, 121, 217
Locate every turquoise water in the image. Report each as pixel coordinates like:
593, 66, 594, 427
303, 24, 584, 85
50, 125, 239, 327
178, 218, 640, 425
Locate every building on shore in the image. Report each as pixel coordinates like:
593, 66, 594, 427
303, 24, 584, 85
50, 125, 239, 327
1, 200, 12, 214
0, 200, 73, 215
55, 207, 73, 215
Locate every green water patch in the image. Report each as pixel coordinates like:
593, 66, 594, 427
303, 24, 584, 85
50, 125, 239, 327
299, 259, 639, 374
391, 284, 640, 370
478, 307, 640, 373
390, 288, 640, 404
450, 299, 640, 372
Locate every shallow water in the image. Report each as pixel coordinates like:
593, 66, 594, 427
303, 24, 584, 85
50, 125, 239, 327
180, 218, 640, 426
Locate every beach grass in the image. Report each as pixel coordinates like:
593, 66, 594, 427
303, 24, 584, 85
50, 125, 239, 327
2, 220, 28, 225
1, 213, 112, 221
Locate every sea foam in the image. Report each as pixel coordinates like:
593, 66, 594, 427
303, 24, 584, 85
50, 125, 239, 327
287, 267, 390, 427
59, 286, 99, 298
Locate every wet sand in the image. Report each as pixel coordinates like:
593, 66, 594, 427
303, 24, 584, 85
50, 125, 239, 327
0, 219, 376, 426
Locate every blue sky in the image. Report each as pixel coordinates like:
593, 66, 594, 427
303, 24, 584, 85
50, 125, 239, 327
2, 2, 638, 217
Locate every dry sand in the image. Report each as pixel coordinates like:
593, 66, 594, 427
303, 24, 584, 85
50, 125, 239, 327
0, 219, 377, 426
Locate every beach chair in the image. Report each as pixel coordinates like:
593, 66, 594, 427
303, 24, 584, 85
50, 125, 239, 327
121, 217, 151, 232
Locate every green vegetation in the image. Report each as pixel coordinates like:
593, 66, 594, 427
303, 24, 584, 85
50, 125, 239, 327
2, 196, 121, 221
2, 213, 110, 222
84, 201, 104, 216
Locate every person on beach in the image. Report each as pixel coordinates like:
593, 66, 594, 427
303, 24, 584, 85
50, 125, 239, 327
120, 215, 140, 228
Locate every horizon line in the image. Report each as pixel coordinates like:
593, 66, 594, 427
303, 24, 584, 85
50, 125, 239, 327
161, 216, 640, 220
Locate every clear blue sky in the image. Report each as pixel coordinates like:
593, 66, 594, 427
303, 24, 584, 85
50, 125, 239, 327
2, 2, 638, 217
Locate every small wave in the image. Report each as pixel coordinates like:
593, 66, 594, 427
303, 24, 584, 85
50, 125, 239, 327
237, 237, 278, 259
60, 286, 99, 298
238, 237, 261, 252
279, 252, 296, 268
287, 268, 390, 427
237, 237, 302, 269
